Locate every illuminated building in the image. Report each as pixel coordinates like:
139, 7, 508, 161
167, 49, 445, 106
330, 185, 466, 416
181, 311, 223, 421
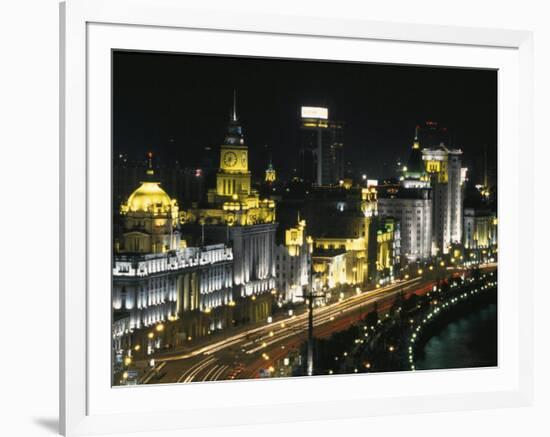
112, 244, 234, 353
401, 126, 429, 183
113, 153, 207, 213
422, 143, 464, 255
265, 158, 276, 184
117, 153, 182, 254
181, 94, 277, 319
376, 217, 400, 280
113, 162, 235, 357
378, 187, 431, 262
312, 248, 348, 290
378, 131, 433, 262
183, 93, 276, 227
463, 208, 497, 249
298, 106, 344, 186
303, 186, 378, 286
275, 217, 313, 302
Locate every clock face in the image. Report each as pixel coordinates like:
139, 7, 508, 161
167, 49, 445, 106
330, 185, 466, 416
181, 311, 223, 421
223, 151, 238, 167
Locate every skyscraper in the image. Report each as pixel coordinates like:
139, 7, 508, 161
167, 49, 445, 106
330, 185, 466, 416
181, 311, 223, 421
423, 145, 464, 255
298, 106, 344, 186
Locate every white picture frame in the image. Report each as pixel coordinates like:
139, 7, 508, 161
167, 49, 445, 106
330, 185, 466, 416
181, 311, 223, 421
60, 0, 534, 435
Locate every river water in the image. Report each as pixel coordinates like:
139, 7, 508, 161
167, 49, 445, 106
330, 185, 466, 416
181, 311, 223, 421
415, 302, 497, 370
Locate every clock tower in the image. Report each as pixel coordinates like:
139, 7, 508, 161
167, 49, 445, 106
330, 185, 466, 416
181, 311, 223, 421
216, 91, 251, 197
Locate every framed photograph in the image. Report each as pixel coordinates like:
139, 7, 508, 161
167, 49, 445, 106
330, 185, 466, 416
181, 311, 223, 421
60, 0, 534, 435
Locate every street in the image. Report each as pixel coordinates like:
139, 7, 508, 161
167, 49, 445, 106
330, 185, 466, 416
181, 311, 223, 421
147, 275, 435, 383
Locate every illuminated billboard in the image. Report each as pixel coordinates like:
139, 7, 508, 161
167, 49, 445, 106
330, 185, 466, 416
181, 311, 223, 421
301, 106, 328, 120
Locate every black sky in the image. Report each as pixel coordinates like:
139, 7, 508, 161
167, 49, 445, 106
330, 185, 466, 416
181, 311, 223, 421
113, 51, 497, 181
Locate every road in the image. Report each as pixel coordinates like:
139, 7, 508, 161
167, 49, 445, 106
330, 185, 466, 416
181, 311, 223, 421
145, 265, 496, 384
147, 275, 435, 384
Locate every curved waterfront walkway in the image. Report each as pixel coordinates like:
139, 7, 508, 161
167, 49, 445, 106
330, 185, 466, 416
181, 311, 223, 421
414, 301, 497, 370
407, 274, 497, 371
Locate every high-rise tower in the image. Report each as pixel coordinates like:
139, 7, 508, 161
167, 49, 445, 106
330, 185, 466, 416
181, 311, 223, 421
298, 106, 344, 186
423, 144, 463, 255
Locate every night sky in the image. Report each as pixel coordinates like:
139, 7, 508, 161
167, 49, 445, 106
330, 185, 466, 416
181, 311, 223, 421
113, 51, 497, 181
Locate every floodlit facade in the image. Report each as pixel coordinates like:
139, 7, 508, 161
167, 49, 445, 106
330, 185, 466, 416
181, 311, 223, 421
376, 217, 401, 278
117, 153, 182, 254
463, 208, 498, 249
275, 218, 313, 303
378, 188, 432, 262
303, 185, 380, 286
265, 160, 276, 184
311, 249, 348, 290
180, 94, 277, 320
422, 145, 464, 254
113, 163, 235, 355
379, 131, 432, 262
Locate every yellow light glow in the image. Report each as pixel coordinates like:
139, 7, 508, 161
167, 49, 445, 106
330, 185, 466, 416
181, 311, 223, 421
147, 332, 154, 339
133, 344, 140, 351
124, 356, 132, 366
124, 181, 174, 213
155, 323, 164, 332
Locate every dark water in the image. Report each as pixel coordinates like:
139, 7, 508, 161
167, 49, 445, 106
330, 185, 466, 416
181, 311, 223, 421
415, 303, 497, 370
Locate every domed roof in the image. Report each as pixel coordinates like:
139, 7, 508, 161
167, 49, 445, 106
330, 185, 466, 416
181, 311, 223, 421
125, 181, 173, 212
122, 152, 176, 213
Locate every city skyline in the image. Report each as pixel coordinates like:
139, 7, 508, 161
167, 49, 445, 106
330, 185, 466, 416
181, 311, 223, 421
112, 51, 498, 386
113, 51, 497, 181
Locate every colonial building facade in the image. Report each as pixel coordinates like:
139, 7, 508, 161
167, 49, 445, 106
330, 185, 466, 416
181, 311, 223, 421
113, 162, 235, 357
179, 95, 277, 322
378, 187, 432, 262
463, 208, 498, 249
275, 217, 313, 303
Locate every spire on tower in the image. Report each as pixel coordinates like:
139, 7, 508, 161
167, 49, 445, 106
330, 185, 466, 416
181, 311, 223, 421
146, 152, 154, 176
413, 125, 420, 149
232, 89, 237, 122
